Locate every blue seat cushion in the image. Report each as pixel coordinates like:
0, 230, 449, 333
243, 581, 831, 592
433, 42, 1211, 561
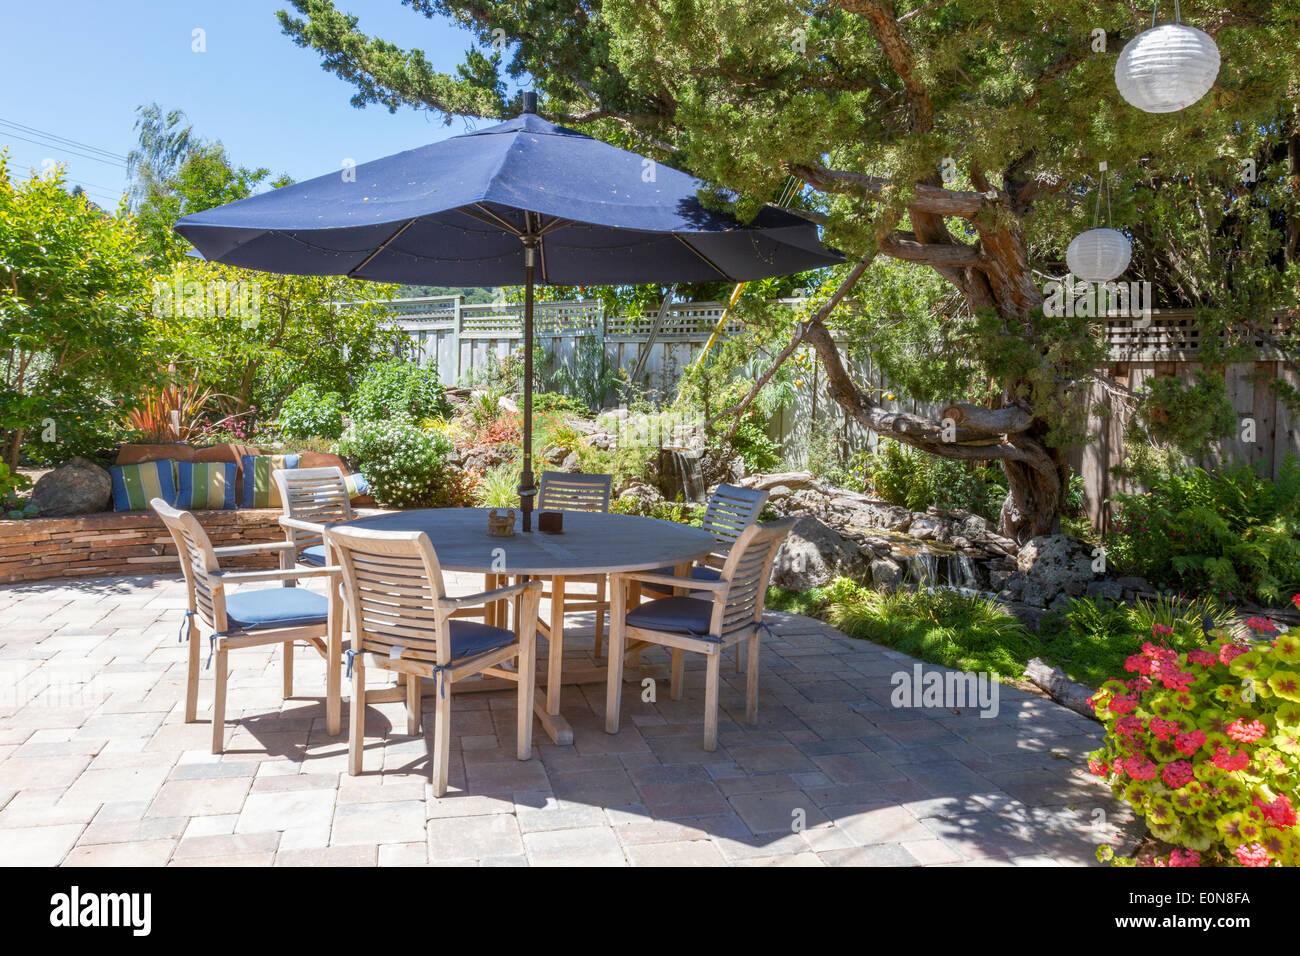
445, 620, 517, 661
299, 544, 328, 566
641, 564, 721, 594
224, 588, 328, 631
625, 596, 714, 637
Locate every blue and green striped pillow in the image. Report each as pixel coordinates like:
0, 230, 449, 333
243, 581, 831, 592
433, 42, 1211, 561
110, 460, 178, 511
176, 460, 237, 511
240, 454, 300, 508
343, 471, 369, 501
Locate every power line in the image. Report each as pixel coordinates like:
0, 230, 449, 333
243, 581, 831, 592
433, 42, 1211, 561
0, 116, 128, 162
0, 131, 127, 170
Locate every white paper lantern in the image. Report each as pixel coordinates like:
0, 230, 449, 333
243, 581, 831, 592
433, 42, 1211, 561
1066, 228, 1132, 283
1115, 23, 1220, 113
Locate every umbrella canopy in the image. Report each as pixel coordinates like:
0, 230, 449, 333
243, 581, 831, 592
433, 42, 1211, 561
175, 96, 841, 527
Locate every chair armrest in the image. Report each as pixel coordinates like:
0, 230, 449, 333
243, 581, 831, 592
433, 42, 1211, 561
611, 570, 727, 593
279, 516, 328, 533
215, 565, 341, 584
439, 579, 542, 612
212, 541, 297, 557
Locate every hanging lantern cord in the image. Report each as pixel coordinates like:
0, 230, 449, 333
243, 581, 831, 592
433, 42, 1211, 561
1093, 164, 1113, 229
1152, 1, 1183, 28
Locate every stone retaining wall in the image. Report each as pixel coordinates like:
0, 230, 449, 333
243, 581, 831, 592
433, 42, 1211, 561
0, 510, 289, 586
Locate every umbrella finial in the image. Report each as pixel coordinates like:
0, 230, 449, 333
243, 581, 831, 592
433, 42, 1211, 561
520, 91, 537, 115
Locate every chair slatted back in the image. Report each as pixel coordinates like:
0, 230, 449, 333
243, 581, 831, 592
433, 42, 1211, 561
326, 525, 451, 667
700, 484, 769, 563
712, 518, 796, 640
151, 498, 226, 631
273, 467, 353, 547
537, 470, 612, 513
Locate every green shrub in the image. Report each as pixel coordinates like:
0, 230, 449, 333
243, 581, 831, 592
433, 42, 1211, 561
725, 418, 782, 473
1105, 458, 1300, 604
352, 360, 450, 423
575, 442, 654, 491
275, 384, 345, 440
863, 439, 1006, 520
1090, 619, 1300, 867
1039, 595, 1224, 687
768, 577, 1033, 679
335, 419, 454, 508
1, 461, 33, 514
532, 392, 591, 417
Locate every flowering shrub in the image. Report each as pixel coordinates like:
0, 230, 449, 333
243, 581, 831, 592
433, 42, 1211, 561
1090, 610, 1300, 867
335, 419, 454, 508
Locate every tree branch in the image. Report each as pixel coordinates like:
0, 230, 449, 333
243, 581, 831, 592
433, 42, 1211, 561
704, 255, 875, 434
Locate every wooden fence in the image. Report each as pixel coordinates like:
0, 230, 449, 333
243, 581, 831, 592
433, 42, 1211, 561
1074, 311, 1300, 532
381, 297, 1297, 530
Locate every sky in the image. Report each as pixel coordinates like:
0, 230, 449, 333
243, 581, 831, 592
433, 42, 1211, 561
0, 0, 506, 208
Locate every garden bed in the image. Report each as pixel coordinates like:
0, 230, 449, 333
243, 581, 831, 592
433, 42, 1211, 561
0, 509, 293, 585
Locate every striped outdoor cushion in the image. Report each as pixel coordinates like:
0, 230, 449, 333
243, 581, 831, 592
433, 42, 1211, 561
343, 471, 370, 501
239, 454, 300, 508
176, 460, 237, 510
110, 460, 178, 511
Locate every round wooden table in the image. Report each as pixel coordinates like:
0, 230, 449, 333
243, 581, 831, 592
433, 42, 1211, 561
340, 508, 717, 744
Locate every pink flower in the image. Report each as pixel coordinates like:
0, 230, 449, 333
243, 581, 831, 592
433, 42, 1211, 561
1124, 755, 1158, 780
1292, 594, 1300, 610
1168, 848, 1201, 867
1115, 715, 1146, 738
1245, 616, 1277, 634
1212, 747, 1249, 772
1125, 654, 1154, 675
1153, 624, 1175, 637
1088, 758, 1109, 777
1149, 718, 1181, 741
1233, 843, 1271, 867
1226, 718, 1267, 744
1187, 650, 1218, 667
1253, 794, 1298, 829
1161, 760, 1195, 789
1219, 644, 1247, 665
1175, 729, 1206, 755
1109, 695, 1138, 715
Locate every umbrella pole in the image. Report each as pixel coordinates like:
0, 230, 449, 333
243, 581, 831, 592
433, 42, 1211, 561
519, 241, 538, 531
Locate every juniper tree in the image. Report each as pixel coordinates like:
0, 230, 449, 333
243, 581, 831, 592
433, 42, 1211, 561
276, 0, 1300, 540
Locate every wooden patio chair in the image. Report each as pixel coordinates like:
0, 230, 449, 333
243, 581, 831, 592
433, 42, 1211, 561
533, 470, 614, 657
605, 518, 795, 751
151, 498, 340, 754
638, 483, 770, 671
326, 524, 542, 796
272, 466, 354, 576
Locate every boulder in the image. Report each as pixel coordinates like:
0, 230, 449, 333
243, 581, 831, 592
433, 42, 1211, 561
615, 482, 664, 515
30, 457, 112, 516
1015, 534, 1096, 606
907, 515, 942, 540
770, 515, 866, 590
870, 557, 903, 589
1086, 580, 1125, 602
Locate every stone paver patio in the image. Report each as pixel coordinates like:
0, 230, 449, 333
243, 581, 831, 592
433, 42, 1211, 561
0, 571, 1137, 866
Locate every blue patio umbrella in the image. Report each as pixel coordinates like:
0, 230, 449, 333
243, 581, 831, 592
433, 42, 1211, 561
175, 93, 840, 529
